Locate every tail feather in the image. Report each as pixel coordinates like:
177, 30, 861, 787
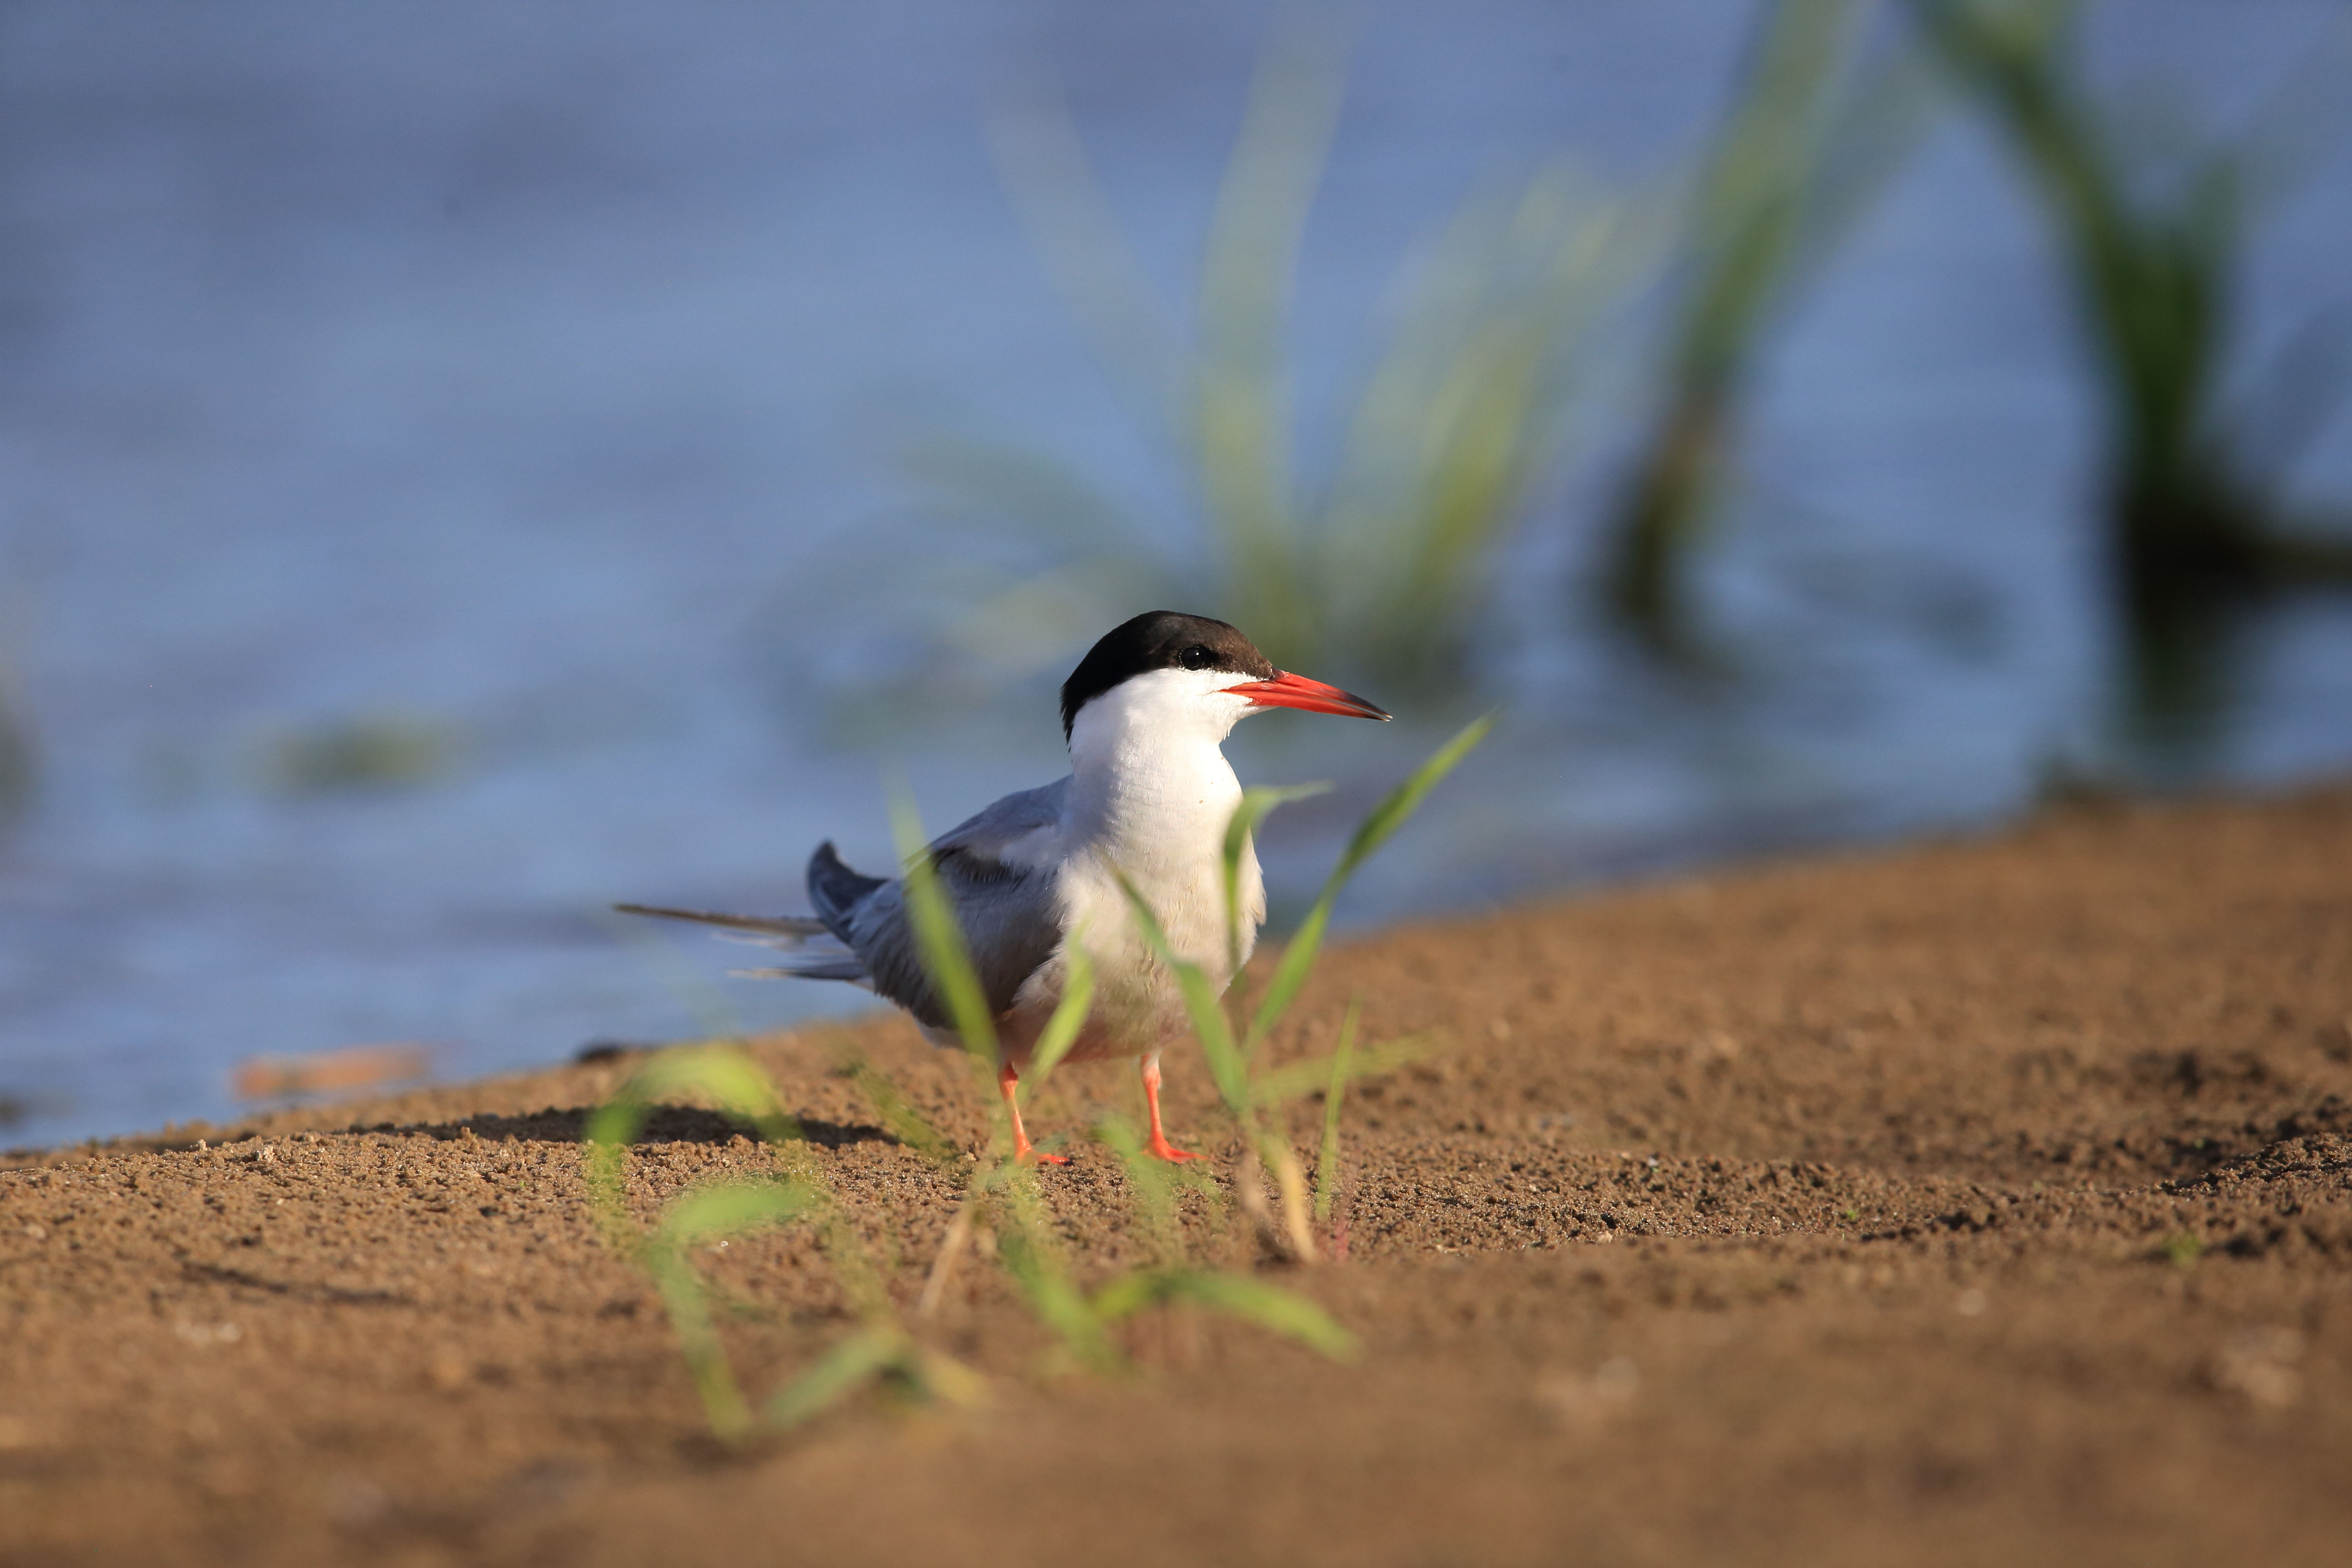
728, 960, 871, 983
612, 900, 868, 985
612, 903, 829, 939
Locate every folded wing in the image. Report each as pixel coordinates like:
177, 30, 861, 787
825, 779, 1069, 1033
615, 779, 1073, 1037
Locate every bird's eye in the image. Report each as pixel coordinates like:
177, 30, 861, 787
1180, 645, 1214, 671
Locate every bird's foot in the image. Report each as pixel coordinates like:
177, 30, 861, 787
1144, 1133, 1199, 1162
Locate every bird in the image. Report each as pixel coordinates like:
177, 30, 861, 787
617, 610, 1390, 1163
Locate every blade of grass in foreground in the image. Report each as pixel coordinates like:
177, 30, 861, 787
888, 790, 1001, 1073
992, 1162, 1121, 1373
829, 1043, 960, 1166
586, 1046, 801, 1149
584, 1045, 804, 1227
1020, 944, 1097, 1100
1112, 867, 1251, 1117
1220, 781, 1333, 977
1248, 713, 1494, 1047
643, 1179, 823, 1440
1093, 1112, 1189, 1270
1091, 1269, 1357, 1362
766, 1326, 911, 1431
1254, 1031, 1438, 1110
1314, 997, 1360, 1225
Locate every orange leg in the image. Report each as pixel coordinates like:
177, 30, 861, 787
1141, 1052, 1197, 1161
998, 1059, 1068, 1164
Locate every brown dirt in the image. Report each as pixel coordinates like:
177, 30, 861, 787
5, 788, 2350, 1567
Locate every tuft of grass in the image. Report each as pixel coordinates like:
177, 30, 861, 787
1606, 0, 1932, 652
584, 1045, 979, 1441
2161, 1230, 2206, 1269
1908, 0, 2352, 720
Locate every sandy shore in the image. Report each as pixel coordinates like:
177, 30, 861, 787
5, 787, 2349, 1567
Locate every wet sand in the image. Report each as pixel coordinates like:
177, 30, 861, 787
4, 786, 2348, 1566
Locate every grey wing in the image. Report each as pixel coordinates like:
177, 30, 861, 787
844, 779, 1070, 1032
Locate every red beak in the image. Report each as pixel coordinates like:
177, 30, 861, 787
1222, 670, 1392, 721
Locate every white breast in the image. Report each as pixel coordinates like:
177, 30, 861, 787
1010, 666, 1269, 1056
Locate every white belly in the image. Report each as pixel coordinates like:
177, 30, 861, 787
1058, 838, 1260, 1052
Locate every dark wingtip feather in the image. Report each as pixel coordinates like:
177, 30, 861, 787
806, 842, 888, 941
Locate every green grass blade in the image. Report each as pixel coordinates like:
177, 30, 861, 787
1088, 1269, 1163, 1325
1258, 1131, 1319, 1263
644, 1247, 751, 1439
995, 1180, 1119, 1372
1022, 945, 1096, 1097
1094, 1112, 1184, 1269
997, 1225, 1093, 1345
1112, 868, 1251, 1117
1221, 782, 1331, 976
764, 1325, 909, 1431
589, 1045, 801, 1148
639, 1177, 827, 1441
888, 789, 1000, 1073
1314, 997, 1359, 1225
1161, 1270, 1359, 1361
1251, 1031, 1440, 1109
654, 1180, 820, 1250
830, 1043, 959, 1166
906, 1346, 991, 1412
1333, 712, 1495, 884
584, 1044, 803, 1234
1248, 714, 1494, 1046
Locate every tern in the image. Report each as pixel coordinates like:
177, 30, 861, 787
618, 610, 1390, 1162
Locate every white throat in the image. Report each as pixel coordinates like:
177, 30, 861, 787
1064, 667, 1255, 857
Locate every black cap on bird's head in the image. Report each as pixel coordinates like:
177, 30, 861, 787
1059, 610, 1391, 740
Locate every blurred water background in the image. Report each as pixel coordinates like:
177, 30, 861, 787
2, 0, 2348, 1149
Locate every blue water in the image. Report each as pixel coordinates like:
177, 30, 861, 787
3, 0, 2348, 1150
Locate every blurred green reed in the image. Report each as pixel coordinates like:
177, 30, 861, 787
1908, 0, 2352, 713
0, 593, 34, 830
900, 28, 1634, 694
1607, 0, 1931, 653
0, 666, 31, 830
255, 712, 458, 795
